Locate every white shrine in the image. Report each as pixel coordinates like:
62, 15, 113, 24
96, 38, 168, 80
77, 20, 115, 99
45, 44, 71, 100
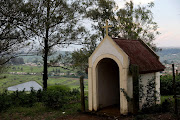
88, 20, 165, 114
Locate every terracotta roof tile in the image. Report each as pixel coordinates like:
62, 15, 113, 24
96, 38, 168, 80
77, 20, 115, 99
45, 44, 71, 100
113, 38, 165, 74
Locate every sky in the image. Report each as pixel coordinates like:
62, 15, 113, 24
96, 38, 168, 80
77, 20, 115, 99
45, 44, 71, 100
152, 0, 180, 48
114, 0, 180, 48
62, 0, 180, 51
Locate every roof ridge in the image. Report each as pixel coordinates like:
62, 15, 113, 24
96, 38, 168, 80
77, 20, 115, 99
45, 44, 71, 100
112, 38, 165, 73
112, 38, 139, 41
138, 39, 159, 59
112, 38, 159, 59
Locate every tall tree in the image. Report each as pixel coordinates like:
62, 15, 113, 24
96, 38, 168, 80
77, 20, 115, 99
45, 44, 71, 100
24, 0, 86, 90
84, 0, 159, 49
0, 0, 33, 72
111, 1, 160, 50
85, 0, 116, 39
70, 0, 116, 72
71, 0, 160, 70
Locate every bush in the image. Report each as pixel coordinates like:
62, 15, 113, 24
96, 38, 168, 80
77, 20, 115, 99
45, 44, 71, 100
42, 85, 80, 109
0, 85, 80, 112
0, 90, 12, 112
141, 99, 171, 114
161, 75, 180, 95
47, 85, 70, 92
42, 85, 70, 109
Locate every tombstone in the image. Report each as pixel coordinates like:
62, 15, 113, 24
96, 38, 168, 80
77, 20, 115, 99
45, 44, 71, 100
88, 20, 165, 115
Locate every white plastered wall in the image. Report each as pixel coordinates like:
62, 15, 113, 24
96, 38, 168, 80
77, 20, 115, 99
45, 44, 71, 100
139, 72, 161, 108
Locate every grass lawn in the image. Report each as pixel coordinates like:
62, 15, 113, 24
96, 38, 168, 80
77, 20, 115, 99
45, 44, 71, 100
161, 95, 173, 103
0, 102, 85, 120
0, 74, 88, 92
8, 65, 74, 73
0, 65, 88, 93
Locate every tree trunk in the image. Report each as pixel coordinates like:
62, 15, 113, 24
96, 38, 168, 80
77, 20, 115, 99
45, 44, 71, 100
43, 0, 50, 90
172, 64, 178, 114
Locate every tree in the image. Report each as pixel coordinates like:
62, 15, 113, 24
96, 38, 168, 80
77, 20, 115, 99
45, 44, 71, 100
0, 0, 33, 72
84, 0, 159, 50
11, 57, 24, 65
71, 0, 160, 72
85, 0, 116, 39
112, 1, 160, 50
23, 0, 86, 90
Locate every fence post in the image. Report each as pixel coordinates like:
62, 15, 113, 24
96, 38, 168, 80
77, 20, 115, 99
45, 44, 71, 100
80, 75, 85, 112
172, 64, 178, 114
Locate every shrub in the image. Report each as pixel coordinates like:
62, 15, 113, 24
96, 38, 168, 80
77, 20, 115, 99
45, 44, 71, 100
134, 114, 149, 120
0, 90, 12, 112
47, 85, 70, 92
0, 85, 80, 111
42, 90, 68, 109
68, 88, 80, 102
160, 75, 180, 95
141, 99, 171, 114
42, 85, 78, 109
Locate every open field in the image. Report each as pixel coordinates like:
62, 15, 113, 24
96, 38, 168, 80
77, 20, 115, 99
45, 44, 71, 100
0, 65, 88, 92
8, 65, 74, 73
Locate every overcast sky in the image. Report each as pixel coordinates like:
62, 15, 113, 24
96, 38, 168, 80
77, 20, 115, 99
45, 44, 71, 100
115, 0, 180, 48
152, 0, 180, 48
62, 0, 180, 51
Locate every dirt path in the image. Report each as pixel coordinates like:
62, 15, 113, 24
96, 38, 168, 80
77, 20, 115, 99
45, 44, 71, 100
57, 112, 179, 120
57, 113, 132, 120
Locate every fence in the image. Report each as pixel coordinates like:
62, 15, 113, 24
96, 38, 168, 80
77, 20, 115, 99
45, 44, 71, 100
172, 64, 179, 115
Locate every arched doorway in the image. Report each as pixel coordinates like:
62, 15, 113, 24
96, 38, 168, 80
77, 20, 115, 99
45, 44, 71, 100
96, 58, 120, 109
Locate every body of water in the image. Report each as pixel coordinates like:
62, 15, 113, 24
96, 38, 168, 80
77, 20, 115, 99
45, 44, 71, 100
7, 81, 42, 91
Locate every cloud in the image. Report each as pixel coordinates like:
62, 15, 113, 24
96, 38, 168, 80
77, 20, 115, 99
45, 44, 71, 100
155, 31, 180, 47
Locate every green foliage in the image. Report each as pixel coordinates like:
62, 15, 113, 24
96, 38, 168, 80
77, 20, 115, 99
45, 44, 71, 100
42, 85, 80, 109
138, 76, 160, 112
114, 1, 159, 49
160, 74, 180, 95
142, 77, 158, 108
71, 49, 91, 76
0, 85, 80, 112
134, 114, 149, 120
47, 85, 70, 92
0, 89, 37, 111
138, 77, 173, 114
120, 88, 132, 102
0, 0, 32, 66
42, 90, 69, 109
141, 99, 171, 114
10, 58, 25, 65
85, 0, 116, 38
85, 0, 159, 50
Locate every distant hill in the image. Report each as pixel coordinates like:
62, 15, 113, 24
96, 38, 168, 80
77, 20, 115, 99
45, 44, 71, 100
157, 48, 180, 64
19, 51, 71, 63
18, 48, 180, 64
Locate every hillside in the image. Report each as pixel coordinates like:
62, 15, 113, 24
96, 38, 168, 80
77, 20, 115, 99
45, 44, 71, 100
157, 48, 180, 64
18, 48, 180, 64
19, 51, 71, 63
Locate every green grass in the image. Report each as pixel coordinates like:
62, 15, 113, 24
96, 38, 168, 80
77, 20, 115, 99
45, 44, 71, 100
0, 65, 88, 93
0, 75, 88, 92
0, 102, 84, 120
8, 65, 73, 73
161, 96, 173, 103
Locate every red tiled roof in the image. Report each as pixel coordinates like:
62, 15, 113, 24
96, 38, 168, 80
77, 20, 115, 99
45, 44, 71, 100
113, 38, 165, 74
